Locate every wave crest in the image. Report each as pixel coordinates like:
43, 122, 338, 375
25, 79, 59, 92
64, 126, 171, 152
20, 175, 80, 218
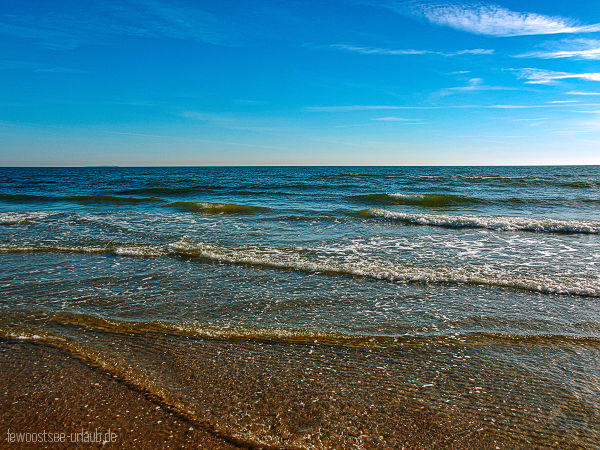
170, 201, 269, 214
361, 209, 600, 234
0, 211, 58, 225
3, 313, 599, 350
1, 241, 598, 297
352, 193, 482, 207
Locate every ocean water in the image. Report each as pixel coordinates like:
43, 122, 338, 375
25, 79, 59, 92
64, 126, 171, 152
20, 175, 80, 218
1, 166, 599, 447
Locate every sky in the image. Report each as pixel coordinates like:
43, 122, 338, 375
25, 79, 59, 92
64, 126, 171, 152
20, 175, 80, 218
1, 0, 600, 166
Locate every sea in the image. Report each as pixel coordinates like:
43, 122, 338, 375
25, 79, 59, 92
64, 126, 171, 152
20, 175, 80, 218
1, 166, 599, 447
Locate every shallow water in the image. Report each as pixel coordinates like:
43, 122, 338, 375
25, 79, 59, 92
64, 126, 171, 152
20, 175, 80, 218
1, 166, 599, 447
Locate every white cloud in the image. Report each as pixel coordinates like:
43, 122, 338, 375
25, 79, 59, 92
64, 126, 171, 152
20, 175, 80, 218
567, 91, 600, 96
407, 3, 600, 37
488, 104, 550, 109
516, 39, 600, 60
305, 104, 563, 112
440, 77, 513, 94
305, 105, 412, 112
330, 44, 493, 56
515, 68, 600, 84
370, 116, 422, 122
513, 117, 550, 121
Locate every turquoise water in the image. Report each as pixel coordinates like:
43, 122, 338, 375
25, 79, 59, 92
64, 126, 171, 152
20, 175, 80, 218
1, 166, 599, 446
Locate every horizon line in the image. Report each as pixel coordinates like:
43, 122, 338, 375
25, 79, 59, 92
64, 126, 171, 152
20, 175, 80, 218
1, 164, 599, 168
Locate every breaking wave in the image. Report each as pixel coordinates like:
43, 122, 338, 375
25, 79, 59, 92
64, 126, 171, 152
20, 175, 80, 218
360, 209, 600, 234
352, 193, 482, 207
0, 211, 60, 225
170, 201, 269, 214
1, 241, 598, 297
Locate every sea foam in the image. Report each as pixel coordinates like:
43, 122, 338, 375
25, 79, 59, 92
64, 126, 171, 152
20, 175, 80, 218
361, 209, 600, 234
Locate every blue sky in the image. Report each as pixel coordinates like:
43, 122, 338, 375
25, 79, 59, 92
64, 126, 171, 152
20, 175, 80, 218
1, 0, 600, 165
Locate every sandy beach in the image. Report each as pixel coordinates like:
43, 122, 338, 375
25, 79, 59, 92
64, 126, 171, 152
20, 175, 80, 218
1, 336, 512, 448
0, 339, 240, 448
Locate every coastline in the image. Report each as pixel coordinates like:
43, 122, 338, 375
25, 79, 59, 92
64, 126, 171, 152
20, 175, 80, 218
0, 337, 509, 449
0, 339, 240, 448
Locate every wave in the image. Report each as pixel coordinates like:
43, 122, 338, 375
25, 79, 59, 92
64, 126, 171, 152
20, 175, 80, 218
337, 173, 398, 178
275, 214, 349, 223
2, 241, 597, 297
72, 195, 165, 204
360, 209, 600, 234
0, 194, 57, 202
3, 313, 598, 449
352, 193, 482, 207
3, 313, 600, 351
457, 175, 551, 183
452, 175, 600, 188
408, 174, 600, 189
0, 212, 46, 225
117, 186, 214, 196
0, 211, 60, 225
170, 201, 269, 214
0, 194, 164, 204
560, 181, 600, 188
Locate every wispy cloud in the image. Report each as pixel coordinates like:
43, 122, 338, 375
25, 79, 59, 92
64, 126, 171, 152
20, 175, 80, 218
330, 44, 493, 57
514, 68, 600, 84
305, 103, 584, 112
404, 2, 600, 37
180, 111, 293, 135
439, 77, 513, 95
516, 39, 600, 60
567, 91, 600, 96
305, 105, 418, 112
513, 117, 550, 121
0, 0, 229, 49
488, 104, 551, 109
370, 116, 424, 122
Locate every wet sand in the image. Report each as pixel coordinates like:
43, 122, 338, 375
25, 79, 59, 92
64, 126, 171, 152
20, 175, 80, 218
0, 339, 241, 449
0, 335, 511, 449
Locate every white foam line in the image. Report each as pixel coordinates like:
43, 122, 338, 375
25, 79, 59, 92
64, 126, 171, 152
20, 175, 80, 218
366, 209, 600, 234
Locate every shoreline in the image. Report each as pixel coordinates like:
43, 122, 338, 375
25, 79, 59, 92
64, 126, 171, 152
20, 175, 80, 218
0, 336, 510, 449
0, 339, 241, 448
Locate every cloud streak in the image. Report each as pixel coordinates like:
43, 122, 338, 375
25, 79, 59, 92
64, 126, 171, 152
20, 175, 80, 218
370, 116, 424, 122
567, 91, 600, 96
330, 44, 493, 56
439, 77, 513, 95
515, 39, 600, 60
306, 103, 600, 112
0, 0, 229, 49
305, 105, 422, 112
406, 2, 600, 37
514, 68, 600, 84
